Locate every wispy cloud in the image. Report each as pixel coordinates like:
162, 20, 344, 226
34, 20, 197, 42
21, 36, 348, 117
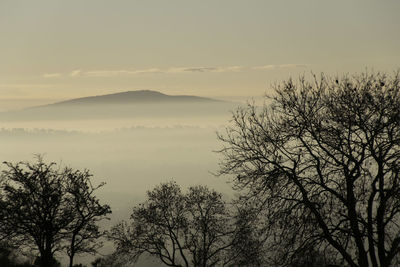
70, 69, 82, 77
43, 73, 62, 78
42, 64, 305, 78
85, 68, 163, 77
0, 83, 57, 89
170, 67, 218, 73
84, 66, 244, 77
209, 66, 244, 73
253, 64, 307, 70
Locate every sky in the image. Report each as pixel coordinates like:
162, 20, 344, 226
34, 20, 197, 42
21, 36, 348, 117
0, 0, 399, 110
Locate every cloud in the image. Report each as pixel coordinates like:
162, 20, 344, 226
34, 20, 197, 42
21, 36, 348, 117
168, 66, 243, 73
41, 64, 304, 79
72, 66, 244, 77
84, 68, 163, 77
70, 70, 82, 77
253, 64, 306, 70
43, 73, 62, 78
216, 66, 243, 72
174, 67, 218, 73
0, 83, 56, 89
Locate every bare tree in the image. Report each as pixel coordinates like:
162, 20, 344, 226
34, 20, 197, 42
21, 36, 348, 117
184, 185, 234, 267
109, 182, 236, 267
217, 72, 400, 267
0, 157, 72, 267
228, 203, 266, 266
0, 156, 111, 267
64, 169, 111, 267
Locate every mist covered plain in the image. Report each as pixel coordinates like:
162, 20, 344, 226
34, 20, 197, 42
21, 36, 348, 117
0, 90, 241, 265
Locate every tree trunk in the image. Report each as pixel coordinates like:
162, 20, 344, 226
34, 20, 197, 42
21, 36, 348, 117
69, 253, 74, 267
39, 234, 55, 267
37, 250, 54, 267
69, 233, 76, 267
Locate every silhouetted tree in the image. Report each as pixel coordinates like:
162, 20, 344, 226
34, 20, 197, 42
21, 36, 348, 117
109, 182, 236, 267
91, 255, 119, 267
0, 156, 111, 267
218, 72, 400, 267
0, 242, 36, 267
64, 169, 111, 267
289, 247, 341, 267
228, 204, 266, 266
0, 242, 14, 267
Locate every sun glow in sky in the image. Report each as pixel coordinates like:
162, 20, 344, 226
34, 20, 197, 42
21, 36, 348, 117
0, 0, 399, 109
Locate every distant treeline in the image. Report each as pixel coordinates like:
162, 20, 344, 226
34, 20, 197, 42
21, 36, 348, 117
0, 128, 80, 137
0, 125, 210, 137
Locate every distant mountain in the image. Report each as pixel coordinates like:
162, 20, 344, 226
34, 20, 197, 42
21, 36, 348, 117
42, 90, 221, 107
0, 90, 237, 121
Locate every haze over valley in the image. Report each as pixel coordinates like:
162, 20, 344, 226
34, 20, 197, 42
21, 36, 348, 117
0, 90, 238, 209
0, 90, 240, 265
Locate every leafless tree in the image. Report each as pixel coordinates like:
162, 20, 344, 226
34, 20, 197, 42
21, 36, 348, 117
227, 203, 266, 266
64, 169, 111, 267
217, 72, 400, 267
109, 182, 237, 267
0, 156, 111, 267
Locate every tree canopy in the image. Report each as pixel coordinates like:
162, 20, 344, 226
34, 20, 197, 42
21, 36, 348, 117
109, 182, 241, 267
218, 72, 400, 267
0, 156, 111, 267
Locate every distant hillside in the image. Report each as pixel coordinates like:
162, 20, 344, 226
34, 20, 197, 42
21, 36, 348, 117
44, 90, 221, 107
0, 90, 237, 122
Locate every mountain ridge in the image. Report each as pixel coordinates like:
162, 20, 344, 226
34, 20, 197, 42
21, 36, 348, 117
0, 90, 236, 122
40, 90, 221, 107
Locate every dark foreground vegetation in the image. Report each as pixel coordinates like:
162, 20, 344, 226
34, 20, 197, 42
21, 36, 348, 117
0, 156, 111, 267
1, 71, 400, 267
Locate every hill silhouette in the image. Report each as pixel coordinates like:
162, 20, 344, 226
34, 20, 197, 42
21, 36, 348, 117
44, 90, 220, 107
0, 90, 236, 122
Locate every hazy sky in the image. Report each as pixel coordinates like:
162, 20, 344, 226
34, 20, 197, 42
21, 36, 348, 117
1, 0, 399, 109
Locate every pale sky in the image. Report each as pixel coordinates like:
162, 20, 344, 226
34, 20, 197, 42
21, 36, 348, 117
0, 0, 399, 109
